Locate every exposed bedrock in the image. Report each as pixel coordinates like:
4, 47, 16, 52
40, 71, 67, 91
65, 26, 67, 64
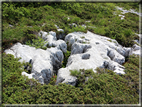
5, 31, 66, 84
4, 30, 140, 86
56, 31, 140, 86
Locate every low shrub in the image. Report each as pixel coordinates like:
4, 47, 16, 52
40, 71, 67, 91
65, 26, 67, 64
49, 75, 57, 85
2, 53, 139, 104
41, 23, 57, 32
25, 37, 48, 50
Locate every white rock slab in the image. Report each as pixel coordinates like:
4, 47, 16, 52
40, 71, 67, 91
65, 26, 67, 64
4, 42, 64, 84
56, 31, 134, 86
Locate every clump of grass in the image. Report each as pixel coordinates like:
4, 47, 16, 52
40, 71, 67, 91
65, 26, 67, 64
107, 39, 112, 42
62, 50, 71, 68
81, 36, 85, 39
70, 70, 81, 76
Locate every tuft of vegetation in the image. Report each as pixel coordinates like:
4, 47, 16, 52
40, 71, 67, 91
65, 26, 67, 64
41, 23, 57, 32
70, 69, 81, 76
25, 36, 48, 50
49, 75, 57, 85
81, 36, 85, 39
62, 50, 71, 68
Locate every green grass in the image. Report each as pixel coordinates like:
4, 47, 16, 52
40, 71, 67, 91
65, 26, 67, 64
2, 2, 140, 49
70, 69, 81, 76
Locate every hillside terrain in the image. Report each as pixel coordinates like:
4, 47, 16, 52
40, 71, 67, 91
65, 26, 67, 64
1, 2, 141, 105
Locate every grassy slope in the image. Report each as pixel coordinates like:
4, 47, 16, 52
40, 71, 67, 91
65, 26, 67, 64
2, 2, 140, 104
2, 2, 140, 50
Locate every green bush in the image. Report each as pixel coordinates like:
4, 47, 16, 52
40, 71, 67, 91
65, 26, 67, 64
41, 23, 57, 32
26, 36, 48, 50
49, 75, 57, 85
2, 53, 139, 104
3, 2, 139, 48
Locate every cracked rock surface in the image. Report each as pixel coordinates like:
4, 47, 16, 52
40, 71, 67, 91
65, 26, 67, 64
4, 30, 140, 86
4, 31, 66, 84
56, 31, 140, 86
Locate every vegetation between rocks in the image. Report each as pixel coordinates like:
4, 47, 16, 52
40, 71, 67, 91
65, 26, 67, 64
26, 36, 48, 50
2, 2, 140, 104
2, 53, 139, 104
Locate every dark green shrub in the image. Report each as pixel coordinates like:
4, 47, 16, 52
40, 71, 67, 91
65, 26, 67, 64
41, 23, 57, 32
2, 53, 40, 104
2, 54, 139, 104
49, 75, 57, 85
25, 36, 48, 50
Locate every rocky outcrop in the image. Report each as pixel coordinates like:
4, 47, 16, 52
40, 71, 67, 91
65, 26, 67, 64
56, 31, 137, 86
4, 30, 140, 86
4, 42, 65, 84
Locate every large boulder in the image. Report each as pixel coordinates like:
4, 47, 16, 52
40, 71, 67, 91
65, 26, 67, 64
4, 42, 64, 84
4, 42, 36, 63
56, 31, 135, 86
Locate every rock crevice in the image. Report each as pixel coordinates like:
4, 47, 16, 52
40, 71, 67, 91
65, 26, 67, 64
4, 30, 140, 85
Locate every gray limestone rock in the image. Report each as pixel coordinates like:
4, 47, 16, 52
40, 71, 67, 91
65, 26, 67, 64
4, 42, 64, 85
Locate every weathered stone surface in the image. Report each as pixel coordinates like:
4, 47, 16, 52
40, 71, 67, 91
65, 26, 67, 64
130, 44, 141, 56
39, 31, 67, 53
31, 50, 53, 84
55, 68, 77, 86
116, 6, 142, 17
71, 42, 91, 55
22, 71, 34, 79
56, 31, 133, 86
4, 42, 64, 84
48, 47, 64, 73
49, 31, 56, 38
38, 31, 48, 41
82, 53, 90, 60
55, 40, 67, 53
5, 43, 36, 63
103, 61, 125, 75
4, 30, 140, 86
